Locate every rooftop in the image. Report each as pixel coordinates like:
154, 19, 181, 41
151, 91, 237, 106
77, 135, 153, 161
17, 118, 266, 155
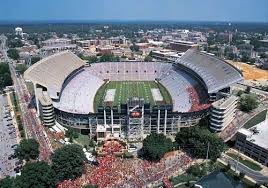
239, 118, 268, 150
212, 95, 238, 109
248, 119, 268, 149
170, 40, 197, 45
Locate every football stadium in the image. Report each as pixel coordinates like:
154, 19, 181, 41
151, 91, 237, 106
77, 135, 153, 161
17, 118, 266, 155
24, 49, 243, 141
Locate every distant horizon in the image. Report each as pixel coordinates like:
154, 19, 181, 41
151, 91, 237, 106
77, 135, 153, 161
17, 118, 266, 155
1, 0, 267, 23
0, 19, 267, 25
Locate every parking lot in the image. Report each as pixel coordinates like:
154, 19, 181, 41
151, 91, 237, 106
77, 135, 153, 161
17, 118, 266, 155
0, 94, 21, 179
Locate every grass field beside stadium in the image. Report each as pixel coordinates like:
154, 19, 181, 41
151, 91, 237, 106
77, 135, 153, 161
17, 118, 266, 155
94, 81, 172, 110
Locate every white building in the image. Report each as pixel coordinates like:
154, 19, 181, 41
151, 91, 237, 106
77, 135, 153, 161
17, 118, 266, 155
210, 95, 238, 131
236, 118, 268, 166
15, 27, 23, 36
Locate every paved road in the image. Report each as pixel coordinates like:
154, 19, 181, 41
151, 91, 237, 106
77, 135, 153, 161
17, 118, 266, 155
1, 41, 52, 162
9, 63, 52, 162
221, 154, 268, 183
0, 95, 19, 178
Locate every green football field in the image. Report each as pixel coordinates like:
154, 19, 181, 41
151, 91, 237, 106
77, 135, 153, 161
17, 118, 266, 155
94, 81, 172, 110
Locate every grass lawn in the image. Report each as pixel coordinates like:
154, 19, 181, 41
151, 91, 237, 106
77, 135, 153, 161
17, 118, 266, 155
226, 153, 262, 171
9, 92, 16, 107
74, 134, 92, 146
94, 81, 172, 111
8, 91, 25, 138
243, 109, 267, 129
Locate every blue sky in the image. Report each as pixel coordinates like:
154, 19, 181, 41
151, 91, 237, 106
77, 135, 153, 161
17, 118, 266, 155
1, 0, 267, 22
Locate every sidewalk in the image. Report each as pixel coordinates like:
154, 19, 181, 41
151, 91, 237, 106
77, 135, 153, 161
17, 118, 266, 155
6, 91, 21, 144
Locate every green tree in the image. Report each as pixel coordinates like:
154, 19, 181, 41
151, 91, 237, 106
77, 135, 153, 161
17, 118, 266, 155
260, 85, 268, 92
15, 138, 39, 161
51, 144, 86, 182
239, 93, 259, 112
144, 55, 153, 62
99, 54, 119, 62
65, 128, 79, 140
7, 48, 19, 60
16, 64, 28, 75
197, 117, 209, 128
88, 139, 96, 147
260, 53, 268, 59
142, 133, 173, 161
245, 86, 251, 94
114, 55, 120, 62
79, 54, 98, 64
0, 176, 16, 188
0, 63, 12, 90
241, 55, 251, 63
100, 54, 113, 62
175, 126, 225, 160
8, 38, 23, 48
186, 163, 207, 178
239, 172, 245, 180
87, 56, 98, 63
236, 90, 244, 97
31, 56, 41, 64
130, 43, 139, 52
28, 35, 40, 48
83, 185, 98, 188
15, 161, 56, 188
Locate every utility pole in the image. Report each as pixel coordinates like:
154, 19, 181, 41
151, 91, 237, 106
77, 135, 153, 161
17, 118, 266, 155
235, 147, 241, 172
206, 142, 210, 175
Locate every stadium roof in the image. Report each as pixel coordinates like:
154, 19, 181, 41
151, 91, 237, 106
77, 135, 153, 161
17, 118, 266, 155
24, 51, 85, 99
176, 49, 243, 93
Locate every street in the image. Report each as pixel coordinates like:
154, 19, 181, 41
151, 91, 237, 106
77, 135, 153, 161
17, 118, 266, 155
1, 37, 52, 162
221, 154, 268, 183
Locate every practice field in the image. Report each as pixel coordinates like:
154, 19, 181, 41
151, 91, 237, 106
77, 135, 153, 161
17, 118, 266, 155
94, 81, 172, 110
227, 60, 268, 80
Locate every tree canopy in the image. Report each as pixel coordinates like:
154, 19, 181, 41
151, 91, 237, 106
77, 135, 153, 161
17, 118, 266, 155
8, 38, 23, 48
175, 126, 225, 160
0, 176, 16, 188
186, 163, 207, 178
51, 144, 86, 182
142, 133, 173, 161
79, 54, 98, 64
83, 185, 98, 188
239, 93, 259, 112
15, 161, 56, 188
7, 48, 19, 60
31, 56, 41, 64
144, 55, 153, 62
65, 128, 79, 143
15, 138, 40, 161
99, 54, 120, 62
130, 43, 139, 52
0, 63, 12, 90
16, 64, 28, 75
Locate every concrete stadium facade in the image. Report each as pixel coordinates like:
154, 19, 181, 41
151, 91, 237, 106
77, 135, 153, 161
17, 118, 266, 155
24, 49, 243, 141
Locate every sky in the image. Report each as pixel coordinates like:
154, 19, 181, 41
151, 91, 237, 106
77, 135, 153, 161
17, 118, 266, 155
0, 0, 267, 23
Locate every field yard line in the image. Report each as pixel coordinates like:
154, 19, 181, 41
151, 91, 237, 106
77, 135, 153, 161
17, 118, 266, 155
148, 82, 155, 105
137, 81, 139, 97
145, 82, 150, 103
